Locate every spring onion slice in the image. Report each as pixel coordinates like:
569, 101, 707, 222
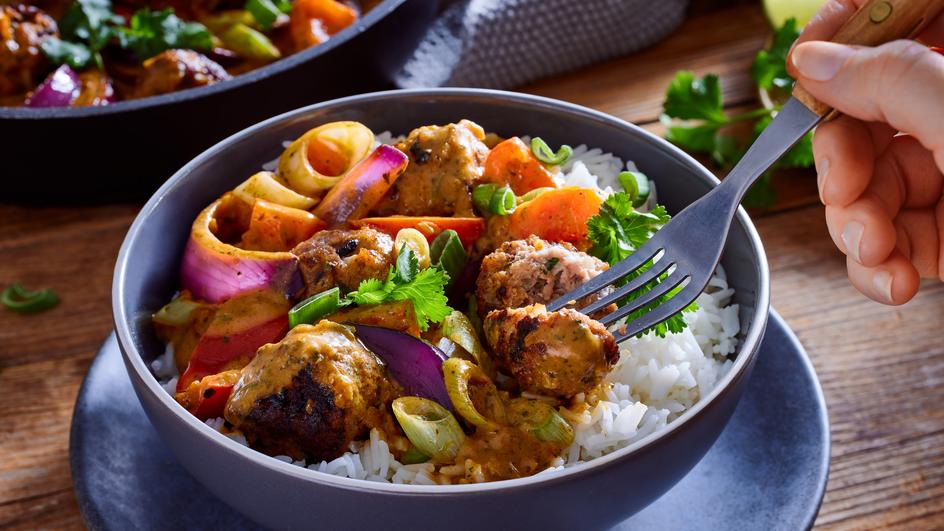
442, 311, 494, 379
153, 296, 202, 327
618, 171, 651, 208
1, 283, 59, 314
489, 186, 516, 215
472, 184, 496, 213
430, 230, 466, 287
507, 398, 574, 446
530, 137, 573, 166
221, 23, 281, 60
245, 0, 281, 30
517, 187, 554, 204
288, 287, 342, 328
473, 184, 516, 216
400, 445, 430, 464
443, 358, 505, 429
392, 397, 465, 462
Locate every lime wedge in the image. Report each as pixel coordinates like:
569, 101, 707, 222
763, 0, 823, 28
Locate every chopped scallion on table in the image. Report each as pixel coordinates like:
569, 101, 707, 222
1, 283, 60, 314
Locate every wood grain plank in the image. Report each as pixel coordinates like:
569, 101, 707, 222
523, 4, 771, 125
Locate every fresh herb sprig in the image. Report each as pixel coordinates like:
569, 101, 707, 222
41, 0, 212, 70
347, 246, 453, 332
586, 192, 697, 337
660, 18, 813, 207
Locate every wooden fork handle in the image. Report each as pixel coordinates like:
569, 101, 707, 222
793, 0, 944, 117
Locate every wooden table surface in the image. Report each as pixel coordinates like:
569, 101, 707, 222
3, 1, 944, 529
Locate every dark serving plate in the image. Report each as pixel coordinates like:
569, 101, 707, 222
71, 310, 829, 530
0, 0, 436, 203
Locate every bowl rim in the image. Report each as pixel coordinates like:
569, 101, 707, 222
113, 87, 771, 495
0, 0, 406, 120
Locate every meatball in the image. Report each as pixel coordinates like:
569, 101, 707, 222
131, 49, 230, 99
475, 236, 615, 319
371, 120, 489, 217
0, 4, 57, 97
292, 227, 395, 297
224, 321, 397, 461
484, 304, 619, 399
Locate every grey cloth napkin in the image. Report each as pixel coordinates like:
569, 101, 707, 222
394, 0, 691, 89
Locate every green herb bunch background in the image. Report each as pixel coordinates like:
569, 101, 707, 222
660, 19, 813, 207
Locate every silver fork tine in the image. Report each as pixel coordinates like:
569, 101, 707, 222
614, 281, 704, 342
578, 260, 676, 316
545, 238, 663, 312
598, 270, 689, 326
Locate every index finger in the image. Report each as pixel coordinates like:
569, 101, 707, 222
786, 0, 944, 77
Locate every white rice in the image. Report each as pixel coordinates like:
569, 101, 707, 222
161, 135, 739, 485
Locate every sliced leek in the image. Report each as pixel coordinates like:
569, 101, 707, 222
442, 311, 494, 379
278, 121, 374, 196
233, 171, 318, 210
507, 398, 574, 447
443, 358, 505, 429
392, 397, 465, 462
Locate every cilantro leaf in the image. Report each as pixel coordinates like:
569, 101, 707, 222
345, 247, 452, 332
751, 18, 800, 91
41, 38, 94, 69
43, 0, 123, 69
586, 193, 695, 337
388, 268, 453, 331
117, 8, 213, 60
663, 72, 727, 123
393, 244, 419, 285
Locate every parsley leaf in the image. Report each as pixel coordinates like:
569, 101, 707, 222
586, 193, 696, 337
345, 247, 452, 332
661, 18, 814, 209
43, 0, 124, 69
751, 18, 800, 91
41, 38, 94, 69
116, 8, 213, 60
663, 72, 727, 123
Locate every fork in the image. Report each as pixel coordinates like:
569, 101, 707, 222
547, 0, 944, 342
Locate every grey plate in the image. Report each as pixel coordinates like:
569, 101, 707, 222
70, 309, 829, 530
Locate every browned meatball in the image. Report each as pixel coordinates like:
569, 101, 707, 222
371, 120, 489, 217
131, 49, 230, 98
484, 304, 619, 399
292, 227, 394, 297
224, 321, 397, 461
475, 236, 614, 319
0, 4, 57, 97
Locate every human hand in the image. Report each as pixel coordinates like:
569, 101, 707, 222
787, 0, 944, 305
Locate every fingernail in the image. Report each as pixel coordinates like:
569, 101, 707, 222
841, 221, 864, 262
816, 157, 830, 203
873, 270, 894, 303
792, 42, 856, 82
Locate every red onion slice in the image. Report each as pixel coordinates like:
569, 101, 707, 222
25, 65, 80, 108
181, 199, 300, 304
353, 324, 452, 410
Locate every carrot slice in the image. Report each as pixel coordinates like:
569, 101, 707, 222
481, 137, 558, 195
508, 187, 602, 244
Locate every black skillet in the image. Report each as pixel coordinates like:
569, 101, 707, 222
0, 0, 438, 203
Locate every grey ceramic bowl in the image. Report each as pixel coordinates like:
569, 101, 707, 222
112, 89, 770, 531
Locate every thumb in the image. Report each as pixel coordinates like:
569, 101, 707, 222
792, 40, 944, 159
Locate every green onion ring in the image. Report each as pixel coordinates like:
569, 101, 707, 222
507, 398, 574, 446
245, 0, 282, 30
430, 230, 466, 287
530, 137, 573, 166
618, 171, 652, 208
392, 397, 465, 462
489, 186, 516, 215
1, 283, 59, 315
288, 287, 342, 328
